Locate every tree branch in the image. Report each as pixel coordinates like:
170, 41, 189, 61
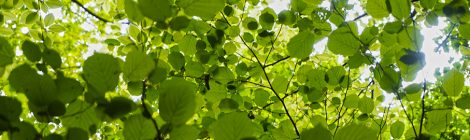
435, 24, 456, 52
221, 11, 300, 137
418, 81, 427, 136
71, 0, 110, 23
263, 56, 291, 68
352, 13, 367, 21
240, 36, 300, 137
333, 69, 351, 136
141, 80, 162, 140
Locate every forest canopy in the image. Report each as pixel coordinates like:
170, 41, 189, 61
1, 0, 470, 139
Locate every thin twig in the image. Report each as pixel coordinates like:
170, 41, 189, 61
264, 25, 284, 66
71, 0, 110, 23
221, 10, 300, 137
419, 81, 427, 135
333, 69, 351, 136
396, 92, 418, 137
435, 24, 456, 52
240, 36, 300, 137
263, 56, 291, 68
352, 13, 367, 21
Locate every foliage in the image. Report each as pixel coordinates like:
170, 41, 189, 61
1, 0, 470, 139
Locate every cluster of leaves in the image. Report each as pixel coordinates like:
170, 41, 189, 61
1, 0, 470, 139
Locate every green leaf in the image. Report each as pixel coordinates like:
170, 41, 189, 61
170, 16, 191, 31
459, 24, 470, 40
177, 0, 225, 19
0, 96, 22, 122
25, 12, 39, 24
209, 112, 262, 140
327, 27, 361, 56
83, 53, 121, 94
425, 110, 452, 133
44, 134, 64, 140
377, 66, 401, 93
366, 0, 389, 19
343, 94, 359, 108
0, 37, 14, 67
442, 69, 464, 96
180, 35, 198, 55
389, 0, 411, 20
158, 78, 197, 125
10, 122, 38, 140
62, 100, 100, 131
390, 121, 405, 139
287, 31, 316, 58
43, 49, 62, 69
170, 125, 199, 140
44, 13, 55, 26
123, 114, 157, 140
124, 0, 143, 22
48, 24, 66, 32
66, 128, 88, 140
326, 66, 346, 86
218, 98, 239, 112
272, 120, 298, 140
127, 81, 143, 96
272, 76, 288, 93
301, 125, 332, 140
138, 0, 172, 21
21, 40, 42, 62
421, 0, 437, 10
123, 51, 155, 81
334, 123, 377, 140
254, 89, 270, 107
185, 61, 204, 77
212, 67, 235, 84
168, 52, 185, 70
259, 8, 277, 29
8, 65, 58, 107
278, 10, 296, 25
8, 64, 40, 92
47, 100, 66, 116
148, 59, 170, 84
56, 77, 84, 103
104, 97, 136, 119
456, 95, 470, 109
358, 97, 374, 114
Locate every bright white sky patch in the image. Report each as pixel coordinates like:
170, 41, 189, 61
414, 18, 462, 83
20, 27, 29, 34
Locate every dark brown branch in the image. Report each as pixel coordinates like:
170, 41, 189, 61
263, 56, 291, 68
352, 13, 368, 21
71, 0, 110, 23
